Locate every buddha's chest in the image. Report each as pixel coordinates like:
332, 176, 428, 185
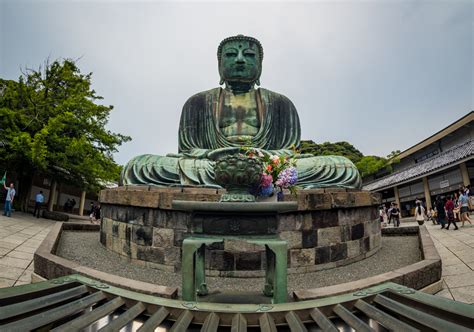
218, 91, 260, 139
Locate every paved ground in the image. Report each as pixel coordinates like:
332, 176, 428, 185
422, 220, 474, 304
0, 212, 54, 287
1, 212, 473, 304
395, 217, 474, 304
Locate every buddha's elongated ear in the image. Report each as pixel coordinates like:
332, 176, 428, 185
255, 79, 260, 86
219, 78, 225, 85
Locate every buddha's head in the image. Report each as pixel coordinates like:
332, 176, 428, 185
217, 35, 263, 88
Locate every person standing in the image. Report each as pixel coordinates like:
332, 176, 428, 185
445, 195, 458, 230
94, 203, 101, 223
3, 182, 16, 217
391, 203, 400, 227
33, 191, 44, 218
415, 202, 426, 225
459, 190, 472, 227
436, 196, 447, 229
379, 206, 388, 227
453, 192, 461, 222
387, 205, 393, 225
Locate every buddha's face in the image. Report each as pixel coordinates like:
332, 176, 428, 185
219, 40, 261, 83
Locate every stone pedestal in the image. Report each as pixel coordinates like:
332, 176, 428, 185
99, 187, 382, 277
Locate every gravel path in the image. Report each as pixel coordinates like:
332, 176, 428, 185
57, 232, 420, 295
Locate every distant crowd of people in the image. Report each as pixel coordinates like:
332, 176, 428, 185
379, 202, 401, 227
2, 180, 101, 224
379, 185, 472, 230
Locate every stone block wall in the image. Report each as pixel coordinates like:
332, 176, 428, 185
99, 187, 382, 277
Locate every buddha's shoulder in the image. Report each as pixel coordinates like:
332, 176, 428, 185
259, 88, 294, 105
184, 88, 221, 104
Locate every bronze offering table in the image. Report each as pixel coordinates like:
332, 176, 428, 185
174, 200, 297, 303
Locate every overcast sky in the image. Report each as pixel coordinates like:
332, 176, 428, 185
1, 0, 472, 165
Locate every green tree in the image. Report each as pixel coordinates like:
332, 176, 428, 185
386, 150, 401, 160
300, 140, 363, 163
355, 156, 389, 178
0, 59, 130, 210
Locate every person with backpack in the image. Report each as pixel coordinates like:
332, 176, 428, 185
390, 202, 400, 227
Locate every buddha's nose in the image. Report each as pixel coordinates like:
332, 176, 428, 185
235, 52, 246, 64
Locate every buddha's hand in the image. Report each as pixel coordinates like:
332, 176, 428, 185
295, 153, 316, 159
207, 147, 244, 161
166, 149, 211, 159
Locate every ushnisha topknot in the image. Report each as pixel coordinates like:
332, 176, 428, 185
217, 35, 264, 62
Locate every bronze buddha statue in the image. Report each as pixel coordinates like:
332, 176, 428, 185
121, 35, 361, 189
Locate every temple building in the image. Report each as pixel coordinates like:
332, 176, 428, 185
363, 111, 473, 217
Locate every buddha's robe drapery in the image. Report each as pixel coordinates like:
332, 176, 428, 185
121, 88, 361, 189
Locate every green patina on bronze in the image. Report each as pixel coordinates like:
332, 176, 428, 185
121, 35, 361, 189
214, 155, 262, 202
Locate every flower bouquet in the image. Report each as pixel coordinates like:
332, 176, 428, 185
244, 148, 298, 201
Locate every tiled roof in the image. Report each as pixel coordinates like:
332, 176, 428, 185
363, 140, 474, 191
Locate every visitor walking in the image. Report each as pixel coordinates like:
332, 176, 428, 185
453, 192, 461, 222
3, 182, 16, 217
64, 199, 71, 213
390, 203, 400, 227
459, 189, 472, 227
90, 203, 101, 224
69, 198, 76, 213
435, 196, 447, 229
427, 207, 434, 224
387, 205, 393, 225
415, 202, 426, 225
445, 195, 458, 230
379, 206, 388, 227
33, 191, 44, 218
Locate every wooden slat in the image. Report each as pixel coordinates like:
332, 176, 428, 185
138, 307, 170, 332
0, 291, 106, 331
374, 295, 472, 332
354, 299, 419, 332
259, 313, 277, 332
309, 308, 338, 332
170, 310, 193, 332
0, 285, 88, 320
51, 296, 125, 332
285, 311, 308, 332
333, 304, 374, 332
231, 313, 247, 332
201, 312, 220, 332
98, 302, 145, 332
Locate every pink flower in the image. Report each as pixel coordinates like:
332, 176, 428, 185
260, 174, 273, 187
266, 164, 273, 172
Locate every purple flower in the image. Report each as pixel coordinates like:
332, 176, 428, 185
275, 167, 297, 188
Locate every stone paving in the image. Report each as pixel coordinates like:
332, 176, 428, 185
0, 212, 54, 287
1, 212, 473, 305
395, 217, 474, 304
